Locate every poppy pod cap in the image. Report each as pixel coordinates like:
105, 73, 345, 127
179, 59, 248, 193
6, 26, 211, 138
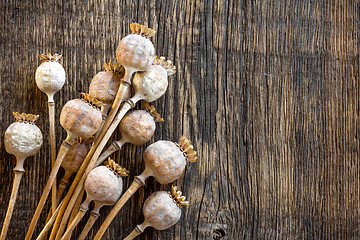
4, 112, 43, 159
116, 23, 156, 72
59, 94, 104, 139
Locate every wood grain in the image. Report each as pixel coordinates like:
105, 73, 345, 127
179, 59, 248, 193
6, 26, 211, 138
0, 0, 359, 239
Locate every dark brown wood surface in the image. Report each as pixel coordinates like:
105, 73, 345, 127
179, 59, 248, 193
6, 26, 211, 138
0, 0, 359, 239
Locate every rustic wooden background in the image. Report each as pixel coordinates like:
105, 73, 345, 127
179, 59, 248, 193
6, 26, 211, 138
0, 0, 359, 239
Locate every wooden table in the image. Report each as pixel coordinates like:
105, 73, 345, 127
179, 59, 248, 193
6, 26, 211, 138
0, 0, 359, 239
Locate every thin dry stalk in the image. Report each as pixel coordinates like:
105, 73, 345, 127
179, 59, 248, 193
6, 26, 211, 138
0, 170, 24, 240
36, 201, 63, 240
60, 209, 87, 240
25, 142, 72, 240
123, 228, 142, 240
48, 102, 58, 215
77, 211, 99, 240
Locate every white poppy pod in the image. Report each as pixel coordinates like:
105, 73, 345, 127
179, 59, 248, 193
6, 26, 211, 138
131, 56, 175, 103
35, 54, 66, 102
4, 112, 43, 171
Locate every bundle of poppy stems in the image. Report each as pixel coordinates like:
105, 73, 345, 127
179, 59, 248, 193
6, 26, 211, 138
0, 23, 197, 240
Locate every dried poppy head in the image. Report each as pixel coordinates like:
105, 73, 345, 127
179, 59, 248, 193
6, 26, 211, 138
116, 23, 156, 73
4, 112, 43, 168
35, 53, 66, 102
60, 93, 104, 140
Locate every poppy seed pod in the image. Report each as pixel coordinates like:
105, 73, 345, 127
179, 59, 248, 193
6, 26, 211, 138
60, 93, 104, 140
116, 23, 156, 73
96, 102, 164, 167
142, 136, 197, 185
89, 62, 131, 106
57, 137, 93, 202
83, 163, 126, 207
4, 113, 43, 167
35, 54, 66, 102
132, 56, 176, 103
124, 186, 189, 240
61, 137, 92, 176
26, 94, 105, 239
120, 102, 164, 146
35, 53, 66, 215
1, 113, 43, 240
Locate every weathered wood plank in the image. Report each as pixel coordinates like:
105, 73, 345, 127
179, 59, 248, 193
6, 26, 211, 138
0, 0, 359, 239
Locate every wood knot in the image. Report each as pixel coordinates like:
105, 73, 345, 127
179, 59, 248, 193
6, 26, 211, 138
213, 228, 226, 239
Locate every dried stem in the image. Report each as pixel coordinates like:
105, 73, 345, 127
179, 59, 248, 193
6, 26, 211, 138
96, 140, 124, 166
48, 102, 58, 216
68, 188, 84, 226
94, 180, 144, 240
36, 201, 63, 240
60, 208, 87, 240
25, 140, 73, 240
77, 211, 99, 240
49, 70, 134, 240
0, 170, 24, 240
123, 228, 141, 240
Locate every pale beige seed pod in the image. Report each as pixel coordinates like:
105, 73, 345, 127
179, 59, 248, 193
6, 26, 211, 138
25, 94, 105, 237
57, 137, 93, 201
4, 112, 43, 170
35, 53, 66, 102
83, 160, 128, 208
60, 93, 104, 140
142, 136, 197, 184
1, 113, 43, 240
35, 53, 66, 215
119, 102, 164, 146
61, 137, 92, 176
89, 62, 131, 106
124, 186, 189, 240
95, 102, 164, 168
131, 56, 176, 103
116, 23, 156, 73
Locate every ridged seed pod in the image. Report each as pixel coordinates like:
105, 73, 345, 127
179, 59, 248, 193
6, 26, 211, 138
60, 93, 104, 140
1, 113, 43, 240
116, 23, 156, 73
124, 186, 189, 240
142, 136, 197, 184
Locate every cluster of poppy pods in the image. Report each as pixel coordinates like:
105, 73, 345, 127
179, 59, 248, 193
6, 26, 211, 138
0, 23, 196, 240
